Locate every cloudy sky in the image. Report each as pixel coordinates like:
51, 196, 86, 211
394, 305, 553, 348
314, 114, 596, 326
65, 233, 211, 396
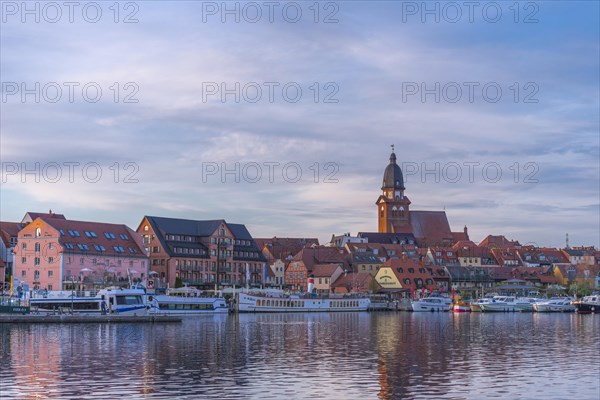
1, 1, 598, 247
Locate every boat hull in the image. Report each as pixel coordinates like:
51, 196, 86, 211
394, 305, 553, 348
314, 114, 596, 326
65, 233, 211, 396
452, 305, 471, 313
149, 296, 229, 315
479, 304, 516, 312
575, 303, 600, 314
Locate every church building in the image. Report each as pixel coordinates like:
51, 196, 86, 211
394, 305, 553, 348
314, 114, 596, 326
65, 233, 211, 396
363, 147, 469, 248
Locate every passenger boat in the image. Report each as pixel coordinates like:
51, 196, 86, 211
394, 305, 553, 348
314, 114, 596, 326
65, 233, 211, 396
149, 287, 228, 315
411, 296, 451, 312
478, 296, 518, 312
29, 287, 148, 315
237, 292, 370, 312
533, 297, 576, 313
573, 294, 600, 314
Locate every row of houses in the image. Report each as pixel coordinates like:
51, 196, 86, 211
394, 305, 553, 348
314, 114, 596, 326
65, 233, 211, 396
1, 212, 599, 295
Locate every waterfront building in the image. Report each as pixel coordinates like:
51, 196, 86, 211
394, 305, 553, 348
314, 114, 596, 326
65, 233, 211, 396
13, 214, 147, 291
374, 257, 444, 297
311, 263, 344, 294
255, 237, 319, 287
332, 272, 380, 294
285, 245, 348, 292
363, 148, 468, 248
0, 221, 25, 287
137, 216, 266, 289
329, 232, 367, 247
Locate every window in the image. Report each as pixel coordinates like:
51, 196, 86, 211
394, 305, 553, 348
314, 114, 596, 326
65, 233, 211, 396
47, 284, 53, 290
59, 229, 65, 236
35, 242, 40, 252
104, 232, 116, 239
144, 225, 149, 231
48, 270, 53, 277
34, 257, 40, 266
35, 228, 41, 237
80, 258, 84, 265
34, 270, 40, 280
21, 257, 26, 264
120, 233, 129, 240
48, 257, 54, 264
22, 242, 27, 249
22, 270, 26, 277
65, 243, 74, 249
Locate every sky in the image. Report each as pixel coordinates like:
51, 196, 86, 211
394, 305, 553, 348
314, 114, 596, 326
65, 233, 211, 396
1, 1, 599, 248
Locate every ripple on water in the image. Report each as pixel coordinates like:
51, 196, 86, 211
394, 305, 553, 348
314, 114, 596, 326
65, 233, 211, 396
1, 313, 599, 399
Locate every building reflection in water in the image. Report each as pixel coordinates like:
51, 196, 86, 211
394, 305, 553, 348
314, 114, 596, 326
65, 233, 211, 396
1, 313, 599, 399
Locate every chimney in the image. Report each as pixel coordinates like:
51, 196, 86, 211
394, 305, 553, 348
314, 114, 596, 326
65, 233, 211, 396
464, 225, 468, 235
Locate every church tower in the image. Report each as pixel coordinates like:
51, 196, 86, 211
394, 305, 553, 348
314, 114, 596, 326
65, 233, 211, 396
376, 146, 411, 233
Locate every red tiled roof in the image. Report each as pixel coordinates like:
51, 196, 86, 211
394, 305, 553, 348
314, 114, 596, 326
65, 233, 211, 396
255, 237, 319, 261
311, 264, 341, 277
0, 221, 26, 247
410, 211, 455, 246
382, 257, 438, 291
290, 245, 348, 272
479, 235, 520, 249
332, 272, 375, 292
26, 217, 147, 258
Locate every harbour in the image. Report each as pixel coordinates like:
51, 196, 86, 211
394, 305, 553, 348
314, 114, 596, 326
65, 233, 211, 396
1, 312, 598, 399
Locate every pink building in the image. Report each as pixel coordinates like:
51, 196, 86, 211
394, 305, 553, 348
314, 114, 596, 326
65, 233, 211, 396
14, 216, 148, 291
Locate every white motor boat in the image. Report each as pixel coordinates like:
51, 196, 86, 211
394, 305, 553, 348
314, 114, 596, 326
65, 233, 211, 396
411, 296, 451, 312
29, 287, 148, 315
478, 296, 518, 312
574, 294, 600, 314
149, 287, 229, 315
533, 297, 575, 313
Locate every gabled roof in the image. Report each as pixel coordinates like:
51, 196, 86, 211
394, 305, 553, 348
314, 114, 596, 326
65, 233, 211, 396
311, 263, 342, 277
289, 245, 348, 272
410, 211, 454, 246
145, 216, 223, 237
0, 222, 26, 247
332, 272, 375, 291
255, 237, 319, 261
479, 235, 520, 249
30, 217, 146, 258
22, 212, 66, 223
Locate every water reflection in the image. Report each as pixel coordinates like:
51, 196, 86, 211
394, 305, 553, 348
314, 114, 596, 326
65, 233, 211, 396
1, 313, 598, 399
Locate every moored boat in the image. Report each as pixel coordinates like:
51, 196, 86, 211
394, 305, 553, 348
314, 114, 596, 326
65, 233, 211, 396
574, 294, 600, 314
533, 297, 575, 313
237, 292, 370, 312
452, 301, 471, 313
29, 287, 148, 315
411, 296, 451, 312
149, 287, 228, 315
478, 296, 518, 312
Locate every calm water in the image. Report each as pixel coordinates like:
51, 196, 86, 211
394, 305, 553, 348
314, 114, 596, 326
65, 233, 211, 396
1, 313, 599, 399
